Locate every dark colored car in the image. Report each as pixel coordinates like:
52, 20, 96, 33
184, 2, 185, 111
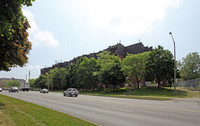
63, 88, 79, 97
9, 87, 19, 92
40, 89, 49, 93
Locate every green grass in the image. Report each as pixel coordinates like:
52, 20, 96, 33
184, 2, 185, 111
128, 87, 187, 97
0, 94, 96, 126
80, 87, 200, 100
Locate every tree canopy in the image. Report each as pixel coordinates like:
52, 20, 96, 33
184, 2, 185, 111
6, 80, 20, 87
97, 51, 125, 90
32, 46, 183, 90
0, 0, 34, 71
122, 52, 149, 88
145, 45, 174, 87
77, 57, 99, 90
179, 52, 200, 80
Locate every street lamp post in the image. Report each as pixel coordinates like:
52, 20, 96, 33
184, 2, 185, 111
169, 32, 176, 95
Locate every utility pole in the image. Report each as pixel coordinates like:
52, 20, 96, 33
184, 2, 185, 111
169, 32, 176, 95
26, 74, 27, 83
29, 70, 30, 81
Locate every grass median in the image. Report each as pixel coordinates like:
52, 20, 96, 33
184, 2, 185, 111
0, 94, 96, 126
80, 87, 200, 100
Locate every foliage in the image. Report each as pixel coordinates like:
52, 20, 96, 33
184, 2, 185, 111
6, 80, 20, 87
28, 79, 36, 88
34, 75, 47, 89
97, 51, 125, 90
51, 68, 67, 90
145, 45, 174, 87
0, 0, 34, 71
179, 52, 200, 80
122, 52, 149, 88
77, 57, 99, 90
0, 80, 8, 88
64, 62, 80, 88
32, 45, 193, 91
0, 0, 34, 39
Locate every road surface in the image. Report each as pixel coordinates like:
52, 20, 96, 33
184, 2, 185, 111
1, 91, 200, 126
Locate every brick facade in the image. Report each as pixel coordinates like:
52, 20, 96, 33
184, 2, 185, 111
41, 42, 152, 75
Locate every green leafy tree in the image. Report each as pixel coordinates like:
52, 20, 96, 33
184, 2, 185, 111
28, 79, 36, 89
0, 80, 8, 88
6, 80, 20, 87
0, 0, 34, 71
64, 63, 79, 88
97, 51, 125, 90
122, 52, 149, 88
179, 52, 200, 80
45, 67, 67, 90
52, 68, 67, 90
146, 45, 174, 88
34, 75, 47, 89
77, 57, 99, 90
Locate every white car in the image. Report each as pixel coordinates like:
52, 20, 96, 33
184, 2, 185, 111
0, 88, 2, 92
9, 87, 18, 92
63, 88, 79, 97
40, 89, 49, 93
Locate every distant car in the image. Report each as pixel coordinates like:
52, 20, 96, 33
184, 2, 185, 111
9, 87, 19, 92
40, 89, 49, 93
0, 88, 2, 92
63, 88, 79, 97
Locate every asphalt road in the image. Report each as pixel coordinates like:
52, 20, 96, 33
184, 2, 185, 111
1, 91, 200, 126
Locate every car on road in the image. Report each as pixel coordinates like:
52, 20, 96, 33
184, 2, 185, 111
40, 89, 49, 93
0, 88, 2, 92
9, 87, 19, 92
63, 88, 79, 97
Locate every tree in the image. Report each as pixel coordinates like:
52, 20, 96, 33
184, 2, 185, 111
28, 79, 36, 89
0, 80, 8, 88
52, 68, 67, 90
34, 75, 47, 89
122, 52, 149, 88
97, 51, 125, 90
45, 67, 67, 90
0, 0, 34, 71
77, 57, 99, 90
146, 45, 174, 88
64, 63, 80, 89
179, 52, 200, 80
6, 80, 20, 87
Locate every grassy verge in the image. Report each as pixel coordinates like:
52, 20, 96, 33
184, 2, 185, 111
0, 94, 96, 126
80, 87, 200, 100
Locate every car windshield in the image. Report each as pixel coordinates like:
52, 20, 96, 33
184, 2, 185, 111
12, 87, 18, 89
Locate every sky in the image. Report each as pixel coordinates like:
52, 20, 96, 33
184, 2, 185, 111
0, 0, 199, 80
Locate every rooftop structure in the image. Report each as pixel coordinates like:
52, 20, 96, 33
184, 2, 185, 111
41, 42, 152, 75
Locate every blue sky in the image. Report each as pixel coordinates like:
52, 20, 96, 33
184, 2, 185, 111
0, 0, 199, 80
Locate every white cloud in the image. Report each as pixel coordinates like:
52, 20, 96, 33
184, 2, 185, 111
23, 10, 39, 35
77, 0, 182, 36
34, 31, 58, 47
23, 9, 58, 47
27, 65, 42, 69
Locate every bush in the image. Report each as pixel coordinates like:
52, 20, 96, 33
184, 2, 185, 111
197, 83, 200, 91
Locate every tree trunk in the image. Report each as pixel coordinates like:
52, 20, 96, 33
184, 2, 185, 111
158, 80, 161, 88
136, 81, 140, 89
